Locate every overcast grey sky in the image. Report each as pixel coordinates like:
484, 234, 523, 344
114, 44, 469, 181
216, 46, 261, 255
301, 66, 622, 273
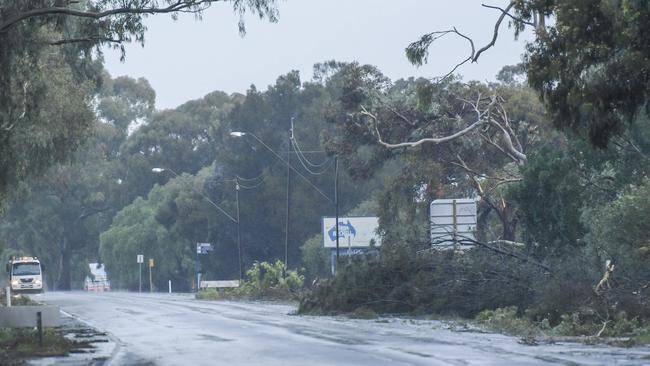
102, 1, 534, 110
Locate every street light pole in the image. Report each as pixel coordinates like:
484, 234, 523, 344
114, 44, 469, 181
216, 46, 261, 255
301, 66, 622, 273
334, 156, 340, 263
151, 167, 241, 284
284, 120, 293, 275
230, 129, 335, 274
235, 178, 243, 281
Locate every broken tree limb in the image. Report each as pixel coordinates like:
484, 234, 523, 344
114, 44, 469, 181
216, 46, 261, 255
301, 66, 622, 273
594, 260, 615, 295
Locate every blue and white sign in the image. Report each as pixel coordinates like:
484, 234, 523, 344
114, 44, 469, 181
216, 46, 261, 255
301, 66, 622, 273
196, 242, 214, 254
322, 217, 381, 248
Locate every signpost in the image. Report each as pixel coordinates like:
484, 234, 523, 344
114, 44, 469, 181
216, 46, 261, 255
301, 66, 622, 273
430, 199, 477, 250
137, 254, 144, 293
195, 243, 214, 292
322, 217, 381, 273
148, 258, 154, 293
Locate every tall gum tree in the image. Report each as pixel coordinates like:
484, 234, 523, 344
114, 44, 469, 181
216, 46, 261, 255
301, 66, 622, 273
407, 0, 650, 148
0, 0, 278, 210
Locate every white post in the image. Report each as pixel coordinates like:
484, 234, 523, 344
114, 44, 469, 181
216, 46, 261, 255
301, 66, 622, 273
347, 236, 352, 264
6, 287, 11, 307
139, 262, 142, 293
168, 280, 172, 294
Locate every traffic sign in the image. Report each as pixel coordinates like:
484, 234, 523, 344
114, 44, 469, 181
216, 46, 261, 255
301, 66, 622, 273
196, 242, 214, 254
137, 254, 144, 263
149, 258, 154, 267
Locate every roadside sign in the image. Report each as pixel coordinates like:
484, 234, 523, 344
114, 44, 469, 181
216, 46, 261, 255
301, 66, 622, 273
137, 254, 144, 264
196, 242, 214, 254
322, 217, 382, 248
430, 198, 477, 250
149, 258, 154, 268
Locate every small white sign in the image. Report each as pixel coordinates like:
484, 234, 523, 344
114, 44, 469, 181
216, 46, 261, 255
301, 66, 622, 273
137, 254, 144, 264
200, 280, 240, 289
322, 217, 381, 248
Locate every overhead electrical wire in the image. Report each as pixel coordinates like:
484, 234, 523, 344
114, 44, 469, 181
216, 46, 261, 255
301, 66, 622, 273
291, 138, 333, 175
291, 134, 330, 168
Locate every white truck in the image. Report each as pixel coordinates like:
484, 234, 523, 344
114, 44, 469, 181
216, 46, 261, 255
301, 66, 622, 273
6, 257, 44, 294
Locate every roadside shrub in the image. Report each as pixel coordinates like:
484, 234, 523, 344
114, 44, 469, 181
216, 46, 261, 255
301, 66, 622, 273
0, 292, 38, 306
240, 260, 304, 296
197, 261, 304, 301
475, 307, 539, 337
349, 306, 379, 319
527, 253, 599, 325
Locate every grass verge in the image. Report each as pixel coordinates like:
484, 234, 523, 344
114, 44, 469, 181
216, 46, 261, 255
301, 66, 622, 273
0, 327, 88, 366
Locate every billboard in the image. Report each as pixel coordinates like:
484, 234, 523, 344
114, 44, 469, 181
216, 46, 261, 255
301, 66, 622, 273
322, 216, 381, 248
430, 199, 477, 250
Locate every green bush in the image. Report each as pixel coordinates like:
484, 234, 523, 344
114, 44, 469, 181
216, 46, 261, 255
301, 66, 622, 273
349, 306, 378, 319
240, 260, 304, 296
196, 261, 304, 301
475, 307, 539, 337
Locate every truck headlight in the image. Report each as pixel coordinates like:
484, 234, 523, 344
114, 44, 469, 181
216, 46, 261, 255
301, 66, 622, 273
11, 280, 19, 287
34, 279, 42, 286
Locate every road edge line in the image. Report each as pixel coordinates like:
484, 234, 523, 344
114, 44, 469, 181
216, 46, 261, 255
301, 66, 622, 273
59, 309, 124, 366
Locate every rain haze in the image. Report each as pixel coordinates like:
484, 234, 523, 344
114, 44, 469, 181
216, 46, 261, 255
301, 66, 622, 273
5, 1, 650, 365
103, 1, 534, 109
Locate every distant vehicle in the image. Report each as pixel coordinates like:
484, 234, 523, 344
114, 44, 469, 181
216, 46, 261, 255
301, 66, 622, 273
84, 263, 111, 292
6, 256, 44, 294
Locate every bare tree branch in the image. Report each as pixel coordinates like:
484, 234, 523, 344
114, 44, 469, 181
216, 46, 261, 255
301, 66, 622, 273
363, 95, 497, 149
481, 3, 534, 27
407, 1, 549, 80
473, 1, 515, 62
48, 37, 123, 46
1, 0, 216, 33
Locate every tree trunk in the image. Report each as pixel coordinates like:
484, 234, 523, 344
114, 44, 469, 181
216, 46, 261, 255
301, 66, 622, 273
57, 237, 72, 290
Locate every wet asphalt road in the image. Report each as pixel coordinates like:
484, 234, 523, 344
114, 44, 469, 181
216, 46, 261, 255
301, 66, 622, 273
40, 291, 650, 366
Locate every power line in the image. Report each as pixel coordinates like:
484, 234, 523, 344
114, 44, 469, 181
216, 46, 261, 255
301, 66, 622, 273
244, 133, 333, 202
291, 139, 333, 175
291, 134, 330, 168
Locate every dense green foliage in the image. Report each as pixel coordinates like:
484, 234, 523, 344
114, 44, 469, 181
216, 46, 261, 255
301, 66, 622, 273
1, 1, 650, 342
197, 260, 303, 301
299, 59, 650, 337
407, 1, 650, 146
0, 0, 278, 211
525, 0, 650, 146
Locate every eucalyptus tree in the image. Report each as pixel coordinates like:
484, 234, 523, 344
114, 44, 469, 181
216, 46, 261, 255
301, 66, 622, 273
0, 120, 119, 290
407, 0, 650, 147
322, 62, 555, 251
100, 168, 224, 291
118, 90, 237, 203
0, 0, 278, 209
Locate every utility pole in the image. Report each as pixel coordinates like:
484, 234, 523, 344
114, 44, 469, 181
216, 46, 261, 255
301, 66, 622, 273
195, 244, 200, 292
148, 258, 154, 293
139, 261, 142, 293
236, 178, 243, 281
137, 254, 144, 293
284, 118, 294, 276
334, 156, 340, 264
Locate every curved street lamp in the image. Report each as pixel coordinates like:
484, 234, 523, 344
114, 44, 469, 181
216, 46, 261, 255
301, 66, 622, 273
151, 167, 242, 282
230, 129, 340, 272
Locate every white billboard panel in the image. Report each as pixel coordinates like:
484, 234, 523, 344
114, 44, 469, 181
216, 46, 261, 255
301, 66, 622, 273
322, 217, 381, 248
430, 199, 477, 250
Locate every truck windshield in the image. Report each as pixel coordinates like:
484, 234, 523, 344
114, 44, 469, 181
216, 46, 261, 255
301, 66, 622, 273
12, 263, 40, 276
